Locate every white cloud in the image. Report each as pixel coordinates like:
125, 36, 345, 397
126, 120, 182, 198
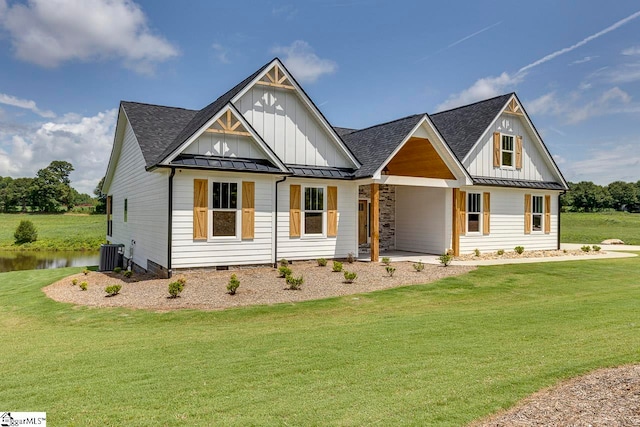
622, 46, 640, 56
272, 4, 297, 20
524, 92, 563, 116
571, 56, 598, 65
435, 72, 523, 111
0, 93, 55, 118
563, 144, 640, 184
567, 87, 631, 123
0, 108, 117, 194
211, 43, 230, 64
0, 0, 178, 74
272, 40, 337, 83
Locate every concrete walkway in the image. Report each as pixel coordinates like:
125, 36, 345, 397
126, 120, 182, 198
361, 245, 638, 266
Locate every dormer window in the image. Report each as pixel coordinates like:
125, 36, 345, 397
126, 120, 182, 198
501, 135, 514, 167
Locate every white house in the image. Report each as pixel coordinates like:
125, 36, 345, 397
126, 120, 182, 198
102, 58, 568, 276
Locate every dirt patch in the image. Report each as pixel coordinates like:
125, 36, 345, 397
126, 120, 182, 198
473, 364, 640, 426
44, 261, 474, 311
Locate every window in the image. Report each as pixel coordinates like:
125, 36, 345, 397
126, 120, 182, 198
501, 135, 514, 167
467, 193, 481, 233
212, 182, 238, 237
124, 198, 128, 223
532, 195, 543, 232
304, 187, 324, 235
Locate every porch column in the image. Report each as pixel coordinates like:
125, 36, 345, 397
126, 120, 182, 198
452, 188, 460, 256
371, 183, 379, 262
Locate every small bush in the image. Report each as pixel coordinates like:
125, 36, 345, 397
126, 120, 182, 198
343, 271, 357, 283
83, 269, 89, 276
514, 246, 525, 255
563, 249, 568, 254
123, 270, 132, 278
105, 284, 122, 296
113, 267, 122, 274
278, 266, 292, 278
286, 274, 304, 290
71, 278, 78, 286
227, 274, 240, 295
497, 249, 505, 256
317, 258, 327, 267
385, 266, 396, 277
168, 281, 184, 298
14, 220, 38, 244
279, 258, 289, 267
346, 252, 355, 263
381, 256, 391, 265
474, 248, 481, 257
413, 261, 425, 272
79, 282, 88, 291
593, 245, 601, 252
438, 253, 452, 267
332, 261, 343, 272
581, 245, 591, 253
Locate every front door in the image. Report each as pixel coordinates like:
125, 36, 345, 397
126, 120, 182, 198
358, 200, 368, 244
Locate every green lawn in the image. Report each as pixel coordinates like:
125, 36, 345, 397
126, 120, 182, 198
1, 258, 639, 426
0, 213, 105, 251
561, 211, 640, 245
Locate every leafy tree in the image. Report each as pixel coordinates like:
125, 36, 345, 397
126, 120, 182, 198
94, 176, 107, 214
607, 181, 638, 211
32, 161, 75, 212
14, 220, 38, 244
568, 181, 612, 212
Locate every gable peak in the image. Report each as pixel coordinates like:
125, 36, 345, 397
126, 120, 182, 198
503, 96, 524, 116
256, 62, 295, 91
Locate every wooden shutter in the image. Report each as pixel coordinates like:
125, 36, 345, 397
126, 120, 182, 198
524, 194, 532, 234
483, 192, 490, 235
458, 190, 466, 235
544, 194, 551, 234
193, 179, 208, 240
327, 186, 338, 237
242, 181, 255, 239
515, 135, 523, 169
493, 132, 500, 168
289, 184, 301, 237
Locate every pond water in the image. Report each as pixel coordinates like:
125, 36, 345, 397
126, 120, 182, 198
0, 250, 100, 273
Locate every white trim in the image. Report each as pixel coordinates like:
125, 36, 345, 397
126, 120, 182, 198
230, 58, 361, 169
301, 184, 327, 239
499, 133, 515, 169
531, 194, 544, 234
207, 178, 242, 242
466, 192, 482, 235
161, 104, 289, 172
376, 175, 463, 188
372, 115, 472, 185
102, 105, 129, 193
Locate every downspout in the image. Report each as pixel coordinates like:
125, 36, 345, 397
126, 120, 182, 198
558, 190, 566, 250
274, 175, 288, 267
167, 167, 176, 278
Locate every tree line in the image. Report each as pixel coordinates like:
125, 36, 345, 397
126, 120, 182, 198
562, 180, 640, 212
0, 161, 95, 213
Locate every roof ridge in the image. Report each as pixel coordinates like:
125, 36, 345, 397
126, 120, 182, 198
346, 113, 423, 134
430, 92, 514, 116
121, 100, 197, 111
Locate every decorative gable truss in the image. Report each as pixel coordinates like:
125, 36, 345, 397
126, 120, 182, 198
503, 98, 524, 116
255, 64, 295, 90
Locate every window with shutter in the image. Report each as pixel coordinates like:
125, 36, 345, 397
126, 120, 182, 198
211, 182, 238, 237
193, 179, 208, 239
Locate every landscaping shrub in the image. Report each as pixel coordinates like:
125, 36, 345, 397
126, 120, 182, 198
14, 220, 38, 244
317, 258, 327, 267
474, 248, 481, 257
497, 249, 505, 256
332, 261, 343, 272
286, 274, 304, 290
105, 284, 121, 296
79, 282, 88, 291
438, 253, 452, 267
227, 274, 240, 295
514, 246, 525, 255
381, 256, 391, 266
385, 266, 396, 277
71, 278, 78, 286
343, 271, 357, 283
83, 269, 89, 276
123, 270, 132, 278
413, 261, 425, 272
581, 245, 592, 252
278, 266, 292, 278
279, 258, 289, 267
593, 245, 601, 252
346, 252, 355, 263
168, 281, 184, 298
113, 267, 122, 274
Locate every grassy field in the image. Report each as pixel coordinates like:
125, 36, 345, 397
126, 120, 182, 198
0, 213, 105, 251
1, 258, 638, 426
561, 211, 640, 245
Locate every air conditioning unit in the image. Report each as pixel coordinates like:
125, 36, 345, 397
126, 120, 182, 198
99, 244, 125, 271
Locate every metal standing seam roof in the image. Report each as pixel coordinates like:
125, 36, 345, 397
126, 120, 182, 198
170, 155, 283, 173
472, 176, 565, 190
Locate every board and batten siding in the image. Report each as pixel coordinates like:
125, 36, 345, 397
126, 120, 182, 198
183, 132, 267, 160
171, 170, 275, 268
459, 186, 559, 254
464, 113, 556, 181
235, 86, 351, 168
277, 178, 358, 260
107, 120, 168, 269
395, 186, 452, 254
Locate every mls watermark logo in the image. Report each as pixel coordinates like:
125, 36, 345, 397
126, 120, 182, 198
1, 412, 46, 426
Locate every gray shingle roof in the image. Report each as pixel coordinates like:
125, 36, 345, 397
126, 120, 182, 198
341, 114, 423, 178
430, 93, 513, 161
472, 176, 565, 190
333, 127, 358, 137
121, 102, 197, 168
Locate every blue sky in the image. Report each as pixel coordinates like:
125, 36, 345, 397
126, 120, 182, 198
1, 0, 640, 194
